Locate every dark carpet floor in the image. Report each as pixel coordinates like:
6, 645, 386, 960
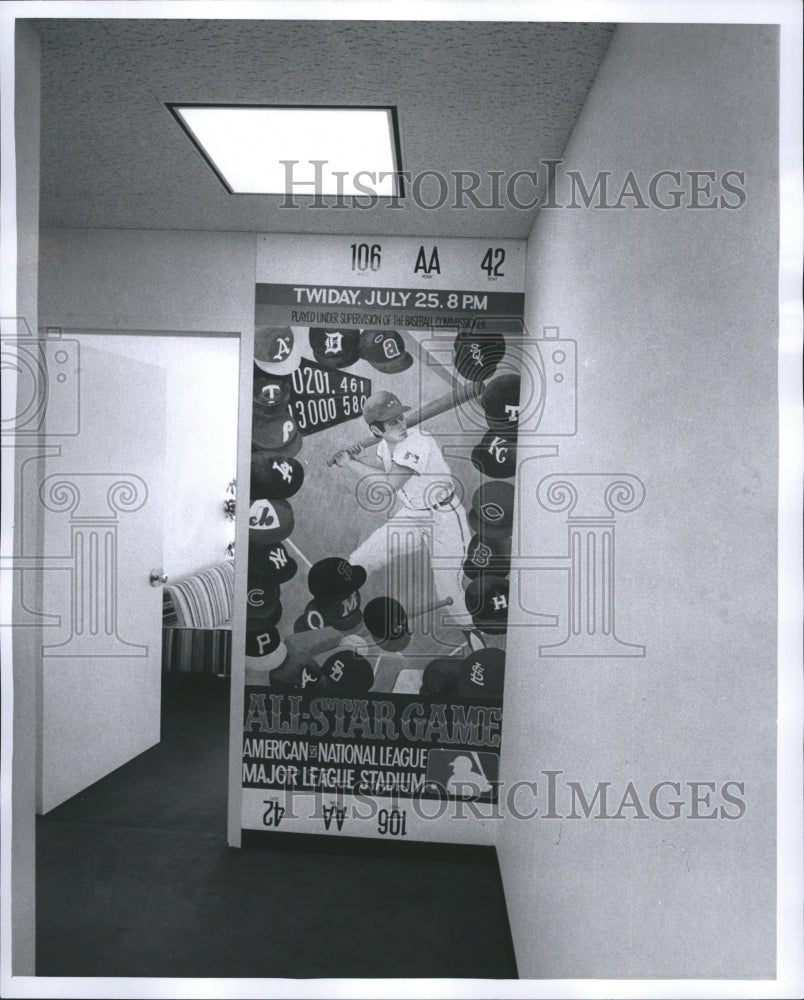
36, 673, 518, 979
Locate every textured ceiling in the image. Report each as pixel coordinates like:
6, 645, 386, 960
34, 19, 614, 238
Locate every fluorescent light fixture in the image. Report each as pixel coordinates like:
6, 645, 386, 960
168, 104, 403, 197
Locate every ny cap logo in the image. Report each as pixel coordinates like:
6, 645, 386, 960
268, 547, 288, 570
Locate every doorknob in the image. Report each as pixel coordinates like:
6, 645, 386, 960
150, 569, 168, 587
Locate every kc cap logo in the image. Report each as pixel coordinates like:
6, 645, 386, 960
254, 325, 304, 375
471, 430, 517, 479
309, 327, 361, 369
359, 329, 413, 374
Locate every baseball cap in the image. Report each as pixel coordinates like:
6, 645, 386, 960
319, 649, 375, 694
420, 657, 462, 697
293, 605, 327, 634
246, 578, 280, 615
254, 325, 303, 375
248, 497, 294, 544
453, 328, 506, 383
471, 430, 517, 479
250, 452, 304, 500
244, 621, 288, 667
307, 557, 367, 599
253, 372, 292, 409
247, 542, 298, 585
314, 591, 363, 632
309, 327, 361, 369
362, 391, 411, 427
251, 405, 302, 457
246, 599, 283, 629
269, 660, 323, 692
359, 329, 413, 374
463, 533, 512, 580
464, 575, 509, 635
456, 647, 506, 700
468, 481, 515, 537
481, 373, 522, 430
362, 596, 410, 652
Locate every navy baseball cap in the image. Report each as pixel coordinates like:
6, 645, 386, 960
456, 647, 506, 700
471, 430, 517, 479
315, 591, 363, 632
244, 621, 288, 665
359, 329, 413, 374
320, 649, 375, 693
269, 660, 323, 692
481, 373, 522, 430
468, 481, 515, 537
247, 542, 298, 585
307, 557, 367, 599
464, 575, 509, 635
309, 327, 361, 369
420, 657, 462, 697
250, 452, 304, 500
453, 328, 505, 382
362, 391, 411, 426
463, 532, 512, 580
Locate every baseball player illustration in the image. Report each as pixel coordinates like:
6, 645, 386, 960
332, 390, 485, 652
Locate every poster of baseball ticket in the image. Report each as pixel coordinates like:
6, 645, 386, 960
0, 0, 801, 997
241, 235, 531, 841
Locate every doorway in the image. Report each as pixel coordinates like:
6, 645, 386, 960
36, 331, 240, 814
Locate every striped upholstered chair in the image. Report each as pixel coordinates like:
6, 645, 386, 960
161, 560, 234, 675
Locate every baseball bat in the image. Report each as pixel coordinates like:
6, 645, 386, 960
326, 380, 483, 466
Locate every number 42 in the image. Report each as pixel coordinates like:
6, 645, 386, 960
481, 247, 505, 277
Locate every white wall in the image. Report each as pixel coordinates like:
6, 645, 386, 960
5, 19, 40, 977
38, 227, 257, 843
499, 24, 778, 978
74, 333, 240, 579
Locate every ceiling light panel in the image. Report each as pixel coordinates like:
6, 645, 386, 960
169, 105, 401, 197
